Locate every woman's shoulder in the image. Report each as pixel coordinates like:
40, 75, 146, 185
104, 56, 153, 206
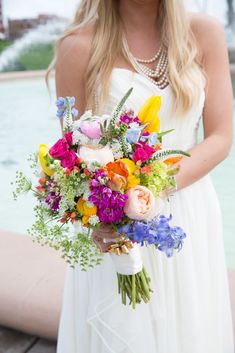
56, 25, 94, 72
188, 13, 226, 58
58, 25, 94, 52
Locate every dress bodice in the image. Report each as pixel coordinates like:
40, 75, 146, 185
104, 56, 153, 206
104, 68, 205, 150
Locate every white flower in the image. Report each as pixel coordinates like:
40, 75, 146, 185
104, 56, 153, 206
109, 141, 124, 159
53, 159, 61, 166
72, 120, 81, 131
79, 145, 114, 166
72, 130, 89, 145
86, 161, 101, 172
80, 110, 93, 121
86, 201, 95, 208
90, 138, 101, 146
82, 183, 92, 201
88, 215, 100, 226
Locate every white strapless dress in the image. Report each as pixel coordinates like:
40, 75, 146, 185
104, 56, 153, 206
57, 68, 234, 353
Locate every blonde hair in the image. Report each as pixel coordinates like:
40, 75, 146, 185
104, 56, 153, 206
46, 0, 206, 115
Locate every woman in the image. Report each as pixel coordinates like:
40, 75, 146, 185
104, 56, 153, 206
50, 1, 234, 352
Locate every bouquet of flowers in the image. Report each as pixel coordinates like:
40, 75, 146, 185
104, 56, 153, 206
13, 88, 189, 308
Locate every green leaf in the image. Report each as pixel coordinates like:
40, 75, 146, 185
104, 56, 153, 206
149, 149, 191, 162
157, 129, 175, 142
111, 87, 133, 123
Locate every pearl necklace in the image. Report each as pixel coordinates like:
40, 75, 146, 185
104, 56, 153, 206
123, 37, 169, 90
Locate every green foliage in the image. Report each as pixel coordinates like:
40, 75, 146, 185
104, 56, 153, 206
149, 149, 190, 163
19, 43, 54, 70
12, 156, 103, 270
0, 39, 13, 53
12, 171, 33, 200
1, 42, 54, 72
29, 204, 103, 269
99, 88, 133, 149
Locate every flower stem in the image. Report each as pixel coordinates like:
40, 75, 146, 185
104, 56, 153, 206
117, 267, 152, 308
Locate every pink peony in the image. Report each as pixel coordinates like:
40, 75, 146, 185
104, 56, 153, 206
49, 138, 69, 159
124, 185, 164, 221
61, 150, 78, 169
133, 142, 156, 163
80, 121, 102, 139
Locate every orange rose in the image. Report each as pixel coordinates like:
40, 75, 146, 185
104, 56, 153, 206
108, 173, 127, 192
106, 160, 129, 192
106, 160, 129, 178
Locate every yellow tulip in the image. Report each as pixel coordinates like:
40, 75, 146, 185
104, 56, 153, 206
120, 158, 140, 189
38, 144, 54, 177
138, 96, 162, 133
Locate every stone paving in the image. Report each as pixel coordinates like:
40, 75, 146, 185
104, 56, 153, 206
0, 326, 56, 353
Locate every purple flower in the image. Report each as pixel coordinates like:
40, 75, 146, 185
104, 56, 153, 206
120, 114, 133, 125
118, 214, 186, 257
56, 97, 66, 108
44, 179, 61, 211
56, 96, 78, 119
89, 184, 128, 223
133, 116, 141, 124
119, 111, 140, 127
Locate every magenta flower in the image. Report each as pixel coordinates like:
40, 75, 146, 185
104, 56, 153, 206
64, 132, 73, 146
119, 113, 141, 127
133, 142, 156, 163
89, 177, 128, 223
45, 179, 61, 211
61, 150, 78, 169
49, 138, 69, 159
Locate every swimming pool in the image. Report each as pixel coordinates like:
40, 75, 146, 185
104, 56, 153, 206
0, 77, 234, 268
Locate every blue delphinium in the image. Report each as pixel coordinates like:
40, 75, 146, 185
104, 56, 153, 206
118, 214, 186, 257
56, 96, 78, 119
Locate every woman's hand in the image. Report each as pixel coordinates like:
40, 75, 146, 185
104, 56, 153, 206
92, 224, 120, 253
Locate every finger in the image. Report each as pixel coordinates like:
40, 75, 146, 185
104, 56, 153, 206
93, 230, 119, 240
99, 224, 115, 233
93, 237, 115, 253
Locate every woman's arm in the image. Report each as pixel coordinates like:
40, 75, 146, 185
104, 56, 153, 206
176, 15, 233, 191
55, 28, 93, 131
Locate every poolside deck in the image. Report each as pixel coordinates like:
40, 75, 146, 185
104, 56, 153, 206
0, 326, 56, 353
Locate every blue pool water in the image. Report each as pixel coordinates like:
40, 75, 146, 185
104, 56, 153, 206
0, 77, 234, 268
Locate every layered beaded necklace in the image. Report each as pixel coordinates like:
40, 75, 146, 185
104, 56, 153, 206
123, 37, 169, 90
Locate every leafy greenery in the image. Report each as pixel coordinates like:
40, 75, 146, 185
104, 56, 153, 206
12, 171, 33, 200
0, 39, 13, 53
29, 204, 103, 270
19, 43, 54, 70
12, 160, 103, 270
1, 42, 54, 72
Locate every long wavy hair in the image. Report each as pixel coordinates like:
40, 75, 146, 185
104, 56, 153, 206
46, 0, 206, 115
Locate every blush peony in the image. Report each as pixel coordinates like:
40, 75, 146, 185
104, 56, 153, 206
124, 185, 164, 221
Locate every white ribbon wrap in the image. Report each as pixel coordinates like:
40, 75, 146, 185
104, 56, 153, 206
109, 243, 143, 275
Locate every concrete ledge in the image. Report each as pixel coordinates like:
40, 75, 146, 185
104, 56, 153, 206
0, 229, 234, 342
0, 230, 66, 340
0, 70, 47, 81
